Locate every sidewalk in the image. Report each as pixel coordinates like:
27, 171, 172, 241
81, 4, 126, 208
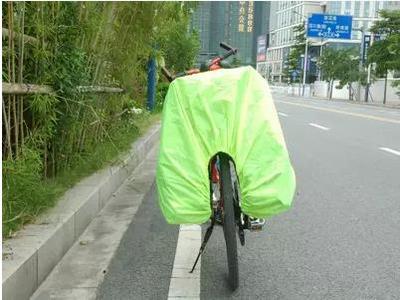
32, 146, 159, 300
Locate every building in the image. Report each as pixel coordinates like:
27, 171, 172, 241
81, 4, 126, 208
266, 1, 400, 83
190, 1, 270, 66
191, 2, 213, 57
266, 1, 325, 82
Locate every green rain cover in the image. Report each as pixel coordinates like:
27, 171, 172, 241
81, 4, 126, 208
156, 66, 296, 224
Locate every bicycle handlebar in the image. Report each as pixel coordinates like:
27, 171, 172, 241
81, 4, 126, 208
162, 42, 238, 82
220, 42, 232, 52
161, 66, 174, 82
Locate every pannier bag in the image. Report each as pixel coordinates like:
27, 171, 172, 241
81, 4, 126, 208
156, 66, 296, 224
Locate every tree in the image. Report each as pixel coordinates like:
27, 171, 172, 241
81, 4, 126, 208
1, 2, 201, 236
336, 48, 367, 101
317, 48, 338, 99
156, 3, 200, 73
368, 9, 400, 103
318, 47, 366, 100
283, 23, 306, 83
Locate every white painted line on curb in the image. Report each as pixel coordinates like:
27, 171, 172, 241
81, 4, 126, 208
168, 224, 202, 299
278, 112, 288, 117
309, 123, 330, 131
379, 147, 400, 156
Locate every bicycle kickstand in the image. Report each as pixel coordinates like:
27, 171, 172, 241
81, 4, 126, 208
189, 220, 215, 273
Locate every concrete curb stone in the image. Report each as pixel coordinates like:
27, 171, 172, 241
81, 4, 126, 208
31, 147, 160, 299
2, 122, 160, 300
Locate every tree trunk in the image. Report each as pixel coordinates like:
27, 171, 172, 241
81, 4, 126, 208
9, 3, 19, 157
19, 2, 26, 149
348, 83, 352, 100
2, 83, 123, 94
13, 94, 19, 157
2, 98, 12, 159
44, 142, 47, 178
383, 70, 388, 105
326, 81, 330, 99
329, 79, 334, 100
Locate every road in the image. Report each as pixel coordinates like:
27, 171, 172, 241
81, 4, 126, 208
99, 95, 400, 299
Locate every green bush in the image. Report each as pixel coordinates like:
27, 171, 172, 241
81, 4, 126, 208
155, 82, 170, 112
2, 146, 60, 236
2, 2, 198, 236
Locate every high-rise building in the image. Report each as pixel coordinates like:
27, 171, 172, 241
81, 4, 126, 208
190, 1, 270, 66
266, 1, 400, 83
191, 2, 213, 56
266, 1, 324, 82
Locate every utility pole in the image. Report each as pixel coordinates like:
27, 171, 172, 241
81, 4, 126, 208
318, 1, 326, 82
364, 32, 373, 102
291, 9, 309, 97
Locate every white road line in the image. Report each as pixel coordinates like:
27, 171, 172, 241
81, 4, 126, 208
278, 112, 288, 117
379, 147, 400, 156
168, 224, 202, 299
309, 123, 330, 131
275, 100, 400, 124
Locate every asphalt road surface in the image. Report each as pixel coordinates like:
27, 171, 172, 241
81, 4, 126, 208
99, 95, 400, 299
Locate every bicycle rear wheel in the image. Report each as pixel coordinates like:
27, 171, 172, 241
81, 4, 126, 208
219, 154, 239, 290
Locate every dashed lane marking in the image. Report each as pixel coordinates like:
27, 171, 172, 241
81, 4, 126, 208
379, 147, 400, 156
278, 112, 288, 117
309, 123, 330, 131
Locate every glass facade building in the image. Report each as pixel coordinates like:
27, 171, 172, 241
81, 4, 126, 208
190, 1, 270, 66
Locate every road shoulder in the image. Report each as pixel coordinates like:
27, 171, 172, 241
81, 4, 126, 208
31, 145, 160, 299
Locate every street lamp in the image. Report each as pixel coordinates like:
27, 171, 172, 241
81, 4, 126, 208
291, 10, 308, 96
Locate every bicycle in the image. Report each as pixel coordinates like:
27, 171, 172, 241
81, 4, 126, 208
161, 43, 266, 291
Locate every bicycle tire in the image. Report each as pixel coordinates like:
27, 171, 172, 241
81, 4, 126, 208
220, 154, 239, 290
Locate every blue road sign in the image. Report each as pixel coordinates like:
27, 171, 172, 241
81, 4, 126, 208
307, 14, 352, 39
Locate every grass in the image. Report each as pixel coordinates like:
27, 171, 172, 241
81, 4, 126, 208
2, 112, 161, 239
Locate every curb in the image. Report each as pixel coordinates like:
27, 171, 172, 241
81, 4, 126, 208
2, 123, 161, 300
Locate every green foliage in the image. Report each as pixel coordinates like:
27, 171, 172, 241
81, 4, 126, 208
336, 49, 367, 89
2, 145, 60, 236
368, 9, 400, 96
156, 3, 200, 72
283, 23, 306, 82
2, 2, 195, 236
318, 47, 366, 99
317, 48, 339, 83
155, 82, 170, 112
2, 112, 160, 237
368, 10, 400, 75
